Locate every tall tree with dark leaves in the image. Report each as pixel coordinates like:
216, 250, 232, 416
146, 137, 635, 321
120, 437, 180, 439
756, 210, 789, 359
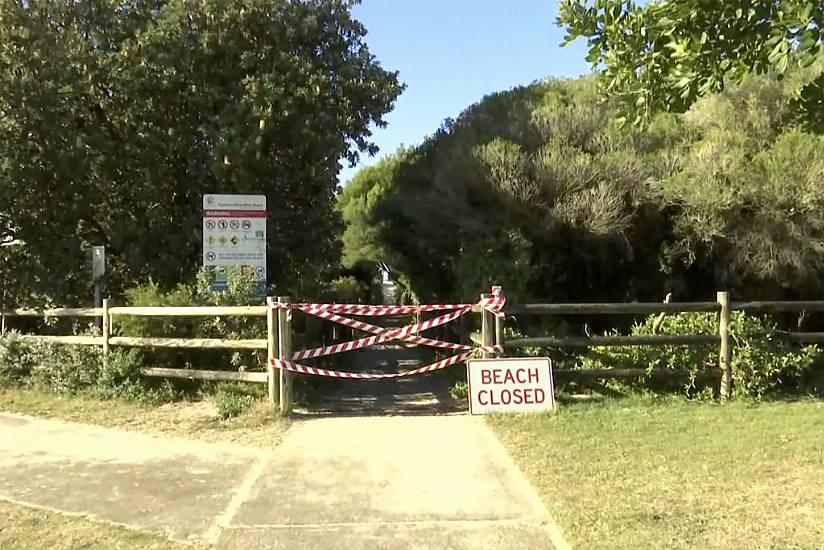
0, 0, 402, 304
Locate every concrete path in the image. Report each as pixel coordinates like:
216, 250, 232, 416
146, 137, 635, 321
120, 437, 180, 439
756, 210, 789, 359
0, 412, 263, 541
0, 411, 562, 549
219, 414, 557, 549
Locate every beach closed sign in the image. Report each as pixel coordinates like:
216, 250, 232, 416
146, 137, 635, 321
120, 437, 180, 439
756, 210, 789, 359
467, 357, 555, 414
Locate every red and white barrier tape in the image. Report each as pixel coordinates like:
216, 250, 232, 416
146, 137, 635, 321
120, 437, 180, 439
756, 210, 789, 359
271, 303, 467, 316
270, 345, 503, 379
292, 306, 475, 359
265, 288, 505, 378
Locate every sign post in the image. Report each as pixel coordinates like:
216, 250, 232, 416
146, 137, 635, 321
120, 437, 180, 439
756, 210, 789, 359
467, 357, 555, 415
202, 194, 267, 295
91, 246, 105, 329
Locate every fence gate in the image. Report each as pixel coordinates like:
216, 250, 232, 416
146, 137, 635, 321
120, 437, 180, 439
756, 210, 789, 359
267, 287, 506, 414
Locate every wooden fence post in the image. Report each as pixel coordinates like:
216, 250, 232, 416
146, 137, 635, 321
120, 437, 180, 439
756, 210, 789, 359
266, 297, 279, 407
481, 293, 493, 358
277, 296, 293, 415
102, 298, 110, 356
717, 291, 732, 399
494, 290, 505, 357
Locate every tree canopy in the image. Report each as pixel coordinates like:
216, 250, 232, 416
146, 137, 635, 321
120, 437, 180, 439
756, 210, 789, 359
338, 70, 824, 304
0, 0, 402, 305
557, 0, 824, 128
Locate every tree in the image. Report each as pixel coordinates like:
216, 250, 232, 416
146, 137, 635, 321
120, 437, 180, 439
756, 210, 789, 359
0, 0, 402, 304
339, 71, 824, 304
338, 79, 671, 303
557, 0, 824, 127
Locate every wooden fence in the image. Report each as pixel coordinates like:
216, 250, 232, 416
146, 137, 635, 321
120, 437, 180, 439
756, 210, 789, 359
3, 291, 824, 411
485, 292, 824, 399
0, 297, 295, 414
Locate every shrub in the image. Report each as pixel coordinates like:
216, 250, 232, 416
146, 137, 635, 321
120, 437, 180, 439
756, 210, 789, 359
95, 349, 146, 400
119, 268, 267, 373
0, 331, 46, 386
450, 380, 468, 401
727, 314, 820, 398
215, 383, 253, 419
580, 312, 821, 399
29, 344, 103, 395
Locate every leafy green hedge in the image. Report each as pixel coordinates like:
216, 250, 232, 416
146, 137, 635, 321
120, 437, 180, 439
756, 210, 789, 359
580, 312, 822, 398
0, 331, 168, 401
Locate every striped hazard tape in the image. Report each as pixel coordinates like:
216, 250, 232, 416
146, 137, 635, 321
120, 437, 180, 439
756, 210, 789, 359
270, 346, 503, 380
266, 288, 505, 379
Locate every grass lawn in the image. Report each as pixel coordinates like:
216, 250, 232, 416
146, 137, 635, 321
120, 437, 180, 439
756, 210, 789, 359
0, 500, 202, 550
488, 397, 824, 550
0, 387, 289, 449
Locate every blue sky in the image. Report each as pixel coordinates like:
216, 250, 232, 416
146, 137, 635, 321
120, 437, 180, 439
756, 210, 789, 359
340, 0, 591, 184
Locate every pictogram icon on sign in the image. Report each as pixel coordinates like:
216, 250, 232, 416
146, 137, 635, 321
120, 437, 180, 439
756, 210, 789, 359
242, 220, 252, 231
230, 220, 240, 230
230, 236, 239, 245
205, 220, 216, 229
217, 220, 228, 229
205, 251, 216, 261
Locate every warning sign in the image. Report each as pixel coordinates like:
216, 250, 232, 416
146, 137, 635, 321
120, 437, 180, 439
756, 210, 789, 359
202, 194, 266, 294
467, 357, 554, 415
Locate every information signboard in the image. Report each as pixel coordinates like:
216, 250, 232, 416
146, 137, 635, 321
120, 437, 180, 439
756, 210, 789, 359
202, 194, 266, 294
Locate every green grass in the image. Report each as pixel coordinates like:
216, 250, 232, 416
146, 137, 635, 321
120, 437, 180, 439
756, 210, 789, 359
488, 396, 824, 550
0, 387, 290, 449
0, 500, 201, 550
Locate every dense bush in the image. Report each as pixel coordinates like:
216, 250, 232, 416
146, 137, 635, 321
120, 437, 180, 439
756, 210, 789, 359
116, 268, 267, 373
339, 70, 824, 306
29, 342, 103, 395
0, 0, 402, 305
0, 329, 177, 402
579, 312, 822, 398
0, 331, 45, 385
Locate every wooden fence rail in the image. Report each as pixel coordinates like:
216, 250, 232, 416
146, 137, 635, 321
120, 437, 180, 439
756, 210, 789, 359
0, 298, 289, 414
4, 292, 824, 407
494, 292, 824, 399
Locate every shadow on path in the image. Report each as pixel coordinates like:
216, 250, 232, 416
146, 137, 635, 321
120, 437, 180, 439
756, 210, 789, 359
295, 345, 467, 417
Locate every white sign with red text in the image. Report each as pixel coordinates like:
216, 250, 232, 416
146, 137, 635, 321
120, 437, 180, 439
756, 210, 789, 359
467, 357, 554, 414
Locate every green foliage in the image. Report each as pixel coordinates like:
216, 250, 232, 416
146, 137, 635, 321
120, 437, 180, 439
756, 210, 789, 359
0, 331, 178, 402
449, 380, 468, 401
580, 312, 821, 398
27, 343, 103, 395
727, 314, 821, 398
215, 383, 253, 419
557, 0, 824, 127
0, 0, 402, 305
0, 331, 45, 385
95, 349, 146, 400
338, 79, 668, 303
339, 71, 824, 303
118, 268, 266, 371
662, 130, 824, 289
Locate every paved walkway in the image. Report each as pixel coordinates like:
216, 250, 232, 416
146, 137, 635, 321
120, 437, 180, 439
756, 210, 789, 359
0, 411, 562, 549
0, 341, 567, 549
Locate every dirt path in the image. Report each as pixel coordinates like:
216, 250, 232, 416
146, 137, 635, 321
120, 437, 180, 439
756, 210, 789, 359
298, 345, 464, 416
